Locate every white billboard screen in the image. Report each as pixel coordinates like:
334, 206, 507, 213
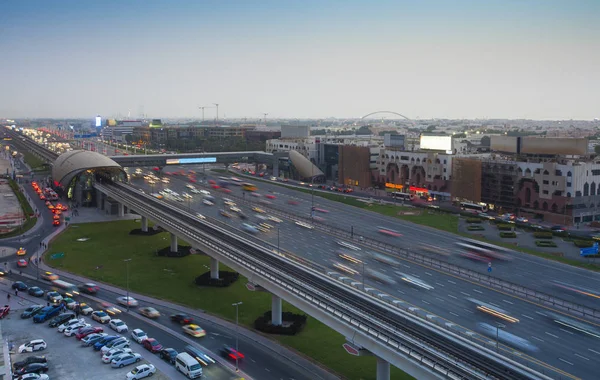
420, 135, 452, 151
95, 116, 102, 127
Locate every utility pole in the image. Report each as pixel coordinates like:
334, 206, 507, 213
214, 103, 219, 124
232, 302, 243, 372
263, 113, 268, 127
124, 258, 132, 312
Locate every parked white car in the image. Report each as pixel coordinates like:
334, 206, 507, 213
64, 322, 90, 337
101, 337, 130, 354
18, 339, 47, 353
127, 364, 156, 379
109, 319, 129, 333
57, 318, 85, 333
102, 347, 133, 363
130, 329, 148, 344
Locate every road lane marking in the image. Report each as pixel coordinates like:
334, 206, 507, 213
522, 314, 534, 320
422, 300, 430, 305
545, 332, 559, 338
447, 280, 456, 284
472, 289, 483, 294
460, 292, 470, 297
448, 294, 457, 299
535, 311, 547, 316
449, 312, 459, 317
265, 368, 271, 372
436, 297, 445, 302
402, 264, 410, 268
589, 349, 600, 355
558, 358, 573, 366
425, 272, 432, 276
574, 353, 589, 361
559, 328, 574, 335
463, 309, 474, 314
531, 336, 544, 342
502, 300, 513, 305
435, 282, 445, 287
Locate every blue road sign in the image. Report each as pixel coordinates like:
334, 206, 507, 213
488, 266, 492, 273
580, 246, 599, 257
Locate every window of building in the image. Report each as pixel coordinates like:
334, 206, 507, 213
567, 182, 572, 187
443, 159, 447, 164
443, 168, 447, 172
542, 190, 549, 194
555, 170, 562, 176
543, 180, 549, 185
584, 182, 590, 196
401, 156, 409, 161
593, 170, 600, 176
567, 171, 572, 177
576, 191, 582, 197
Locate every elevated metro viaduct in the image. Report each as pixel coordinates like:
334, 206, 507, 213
49, 149, 400, 379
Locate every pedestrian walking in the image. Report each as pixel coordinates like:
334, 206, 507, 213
7, 294, 10, 301
14, 290, 18, 296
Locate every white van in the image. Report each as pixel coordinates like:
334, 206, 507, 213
175, 352, 203, 379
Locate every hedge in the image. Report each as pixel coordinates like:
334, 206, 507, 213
499, 232, 517, 238
533, 232, 553, 239
254, 311, 307, 335
573, 240, 594, 248
467, 225, 485, 231
535, 240, 557, 248
466, 218, 482, 224
497, 224, 514, 231
195, 271, 239, 287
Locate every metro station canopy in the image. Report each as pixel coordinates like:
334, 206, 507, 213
289, 150, 324, 179
52, 150, 126, 187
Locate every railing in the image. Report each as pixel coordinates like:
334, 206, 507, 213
96, 181, 555, 380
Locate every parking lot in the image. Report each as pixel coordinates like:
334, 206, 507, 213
2, 302, 171, 380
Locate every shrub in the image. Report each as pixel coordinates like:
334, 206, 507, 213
533, 232, 553, 239
466, 218, 482, 224
195, 271, 239, 287
573, 240, 594, 248
467, 225, 485, 231
497, 224, 514, 231
254, 311, 307, 335
499, 232, 517, 238
535, 240, 557, 248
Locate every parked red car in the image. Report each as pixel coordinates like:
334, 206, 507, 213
0, 305, 10, 319
142, 338, 163, 353
75, 326, 103, 340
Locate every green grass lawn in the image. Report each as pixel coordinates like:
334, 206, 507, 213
46, 220, 412, 380
0, 179, 37, 238
21, 151, 45, 170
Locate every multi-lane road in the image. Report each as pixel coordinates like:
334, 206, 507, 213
126, 165, 600, 379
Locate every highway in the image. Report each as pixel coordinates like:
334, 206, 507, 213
125, 165, 600, 380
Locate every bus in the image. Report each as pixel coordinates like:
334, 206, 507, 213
460, 202, 488, 213
51, 280, 80, 296
455, 238, 512, 261
390, 192, 413, 201
242, 183, 257, 192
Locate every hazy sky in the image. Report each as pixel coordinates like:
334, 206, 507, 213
1, 0, 598, 120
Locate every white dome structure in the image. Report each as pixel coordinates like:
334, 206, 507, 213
52, 150, 126, 187
288, 150, 324, 179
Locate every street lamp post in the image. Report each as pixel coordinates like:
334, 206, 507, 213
277, 226, 280, 255
362, 261, 366, 291
124, 258, 132, 312
214, 103, 219, 124
496, 323, 505, 352
232, 302, 243, 372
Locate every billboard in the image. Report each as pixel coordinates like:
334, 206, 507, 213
384, 134, 405, 148
491, 136, 519, 153
95, 116, 102, 127
166, 157, 217, 165
420, 135, 452, 151
521, 137, 587, 155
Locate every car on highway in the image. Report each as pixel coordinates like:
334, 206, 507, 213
126, 364, 156, 379
170, 313, 193, 325
91, 310, 112, 324
62, 297, 77, 309
139, 307, 160, 319
52, 220, 61, 227
131, 329, 148, 344
111, 352, 142, 368
252, 206, 265, 213
338, 251, 362, 264
81, 333, 108, 347
365, 268, 397, 285
12, 281, 28, 291
18, 339, 47, 353
78, 302, 94, 315
46, 291, 62, 303
241, 223, 259, 234
13, 363, 49, 377
377, 227, 402, 237
21, 305, 44, 319
267, 215, 282, 223
102, 347, 133, 364
182, 324, 206, 338
17, 259, 28, 267
75, 326, 103, 340
221, 345, 244, 361
219, 209, 232, 218
13, 355, 47, 371
116, 296, 139, 307
109, 319, 129, 333
202, 199, 214, 206
158, 348, 178, 364
78, 283, 99, 294
396, 272, 434, 290
196, 213, 206, 220
142, 338, 163, 353
295, 221, 314, 229
28, 287, 44, 298
17, 247, 26, 256
336, 240, 361, 251
370, 252, 400, 267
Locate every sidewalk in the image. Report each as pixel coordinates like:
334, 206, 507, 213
32, 227, 339, 380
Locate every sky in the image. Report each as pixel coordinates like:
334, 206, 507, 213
0, 0, 598, 120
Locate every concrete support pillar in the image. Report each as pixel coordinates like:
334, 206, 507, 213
170, 233, 178, 252
376, 357, 390, 380
118, 203, 125, 217
141, 216, 148, 232
210, 257, 219, 279
271, 295, 282, 326
273, 160, 279, 178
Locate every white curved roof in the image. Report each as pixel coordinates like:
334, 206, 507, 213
289, 150, 324, 179
52, 150, 125, 186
